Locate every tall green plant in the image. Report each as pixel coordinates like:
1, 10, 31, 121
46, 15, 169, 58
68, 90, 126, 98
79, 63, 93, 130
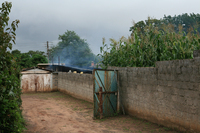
0, 2, 25, 132
99, 23, 200, 68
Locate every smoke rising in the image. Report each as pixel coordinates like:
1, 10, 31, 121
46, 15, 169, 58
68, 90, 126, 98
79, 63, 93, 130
50, 43, 99, 69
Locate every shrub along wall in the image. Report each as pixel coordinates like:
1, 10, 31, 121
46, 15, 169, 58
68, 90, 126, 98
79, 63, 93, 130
56, 58, 200, 132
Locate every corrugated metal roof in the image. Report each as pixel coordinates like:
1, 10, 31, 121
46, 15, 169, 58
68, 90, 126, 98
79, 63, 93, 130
21, 67, 53, 74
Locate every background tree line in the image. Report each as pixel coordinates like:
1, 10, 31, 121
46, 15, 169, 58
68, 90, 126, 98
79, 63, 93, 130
130, 13, 200, 36
11, 50, 48, 69
99, 13, 200, 68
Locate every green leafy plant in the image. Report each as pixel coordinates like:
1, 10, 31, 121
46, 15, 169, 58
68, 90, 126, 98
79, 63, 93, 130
99, 21, 200, 68
11, 49, 48, 69
0, 2, 25, 132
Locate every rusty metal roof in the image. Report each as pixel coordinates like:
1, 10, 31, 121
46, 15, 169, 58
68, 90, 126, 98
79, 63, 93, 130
21, 67, 53, 74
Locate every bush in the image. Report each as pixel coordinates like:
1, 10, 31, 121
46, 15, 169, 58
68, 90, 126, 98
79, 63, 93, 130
0, 2, 25, 132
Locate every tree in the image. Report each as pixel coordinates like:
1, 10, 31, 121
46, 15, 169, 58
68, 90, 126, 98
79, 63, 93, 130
0, 2, 25, 132
11, 49, 21, 64
31, 54, 48, 66
11, 49, 21, 56
11, 50, 48, 69
130, 13, 200, 35
49, 30, 97, 67
27, 50, 46, 57
19, 53, 32, 68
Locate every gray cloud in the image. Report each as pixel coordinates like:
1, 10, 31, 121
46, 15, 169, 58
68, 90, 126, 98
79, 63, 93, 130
6, 0, 200, 54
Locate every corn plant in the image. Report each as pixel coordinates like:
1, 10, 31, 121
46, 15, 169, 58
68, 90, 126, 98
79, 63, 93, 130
99, 24, 200, 68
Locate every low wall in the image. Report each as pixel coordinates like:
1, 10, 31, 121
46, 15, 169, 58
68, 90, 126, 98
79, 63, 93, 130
56, 58, 200, 132
155, 59, 200, 132
108, 58, 200, 132
57, 72, 93, 102
52, 73, 58, 90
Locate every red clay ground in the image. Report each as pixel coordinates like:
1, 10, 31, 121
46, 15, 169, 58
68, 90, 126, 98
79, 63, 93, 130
22, 92, 181, 133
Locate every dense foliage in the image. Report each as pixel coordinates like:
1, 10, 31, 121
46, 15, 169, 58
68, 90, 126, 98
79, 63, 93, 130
11, 49, 48, 69
0, 2, 25, 132
49, 30, 98, 67
99, 22, 200, 68
130, 13, 200, 36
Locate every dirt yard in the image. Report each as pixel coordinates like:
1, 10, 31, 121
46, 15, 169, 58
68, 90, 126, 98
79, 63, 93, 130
22, 92, 180, 133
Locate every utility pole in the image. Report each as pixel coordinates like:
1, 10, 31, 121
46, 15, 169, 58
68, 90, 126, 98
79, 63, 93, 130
47, 41, 49, 63
58, 56, 60, 65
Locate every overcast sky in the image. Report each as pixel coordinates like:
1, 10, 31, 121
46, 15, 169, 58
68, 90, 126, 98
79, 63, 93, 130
7, 0, 200, 55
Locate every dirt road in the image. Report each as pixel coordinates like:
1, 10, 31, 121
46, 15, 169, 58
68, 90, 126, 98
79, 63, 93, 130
22, 92, 179, 133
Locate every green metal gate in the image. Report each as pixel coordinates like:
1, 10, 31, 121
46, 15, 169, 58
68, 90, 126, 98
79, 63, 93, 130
93, 69, 118, 119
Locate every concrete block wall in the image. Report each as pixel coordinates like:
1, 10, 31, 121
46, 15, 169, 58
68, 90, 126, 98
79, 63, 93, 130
57, 72, 93, 102
108, 67, 159, 123
52, 73, 58, 90
108, 58, 200, 132
55, 58, 200, 132
155, 59, 200, 132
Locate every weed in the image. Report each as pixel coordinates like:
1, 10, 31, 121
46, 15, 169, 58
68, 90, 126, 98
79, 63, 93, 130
123, 127, 130, 131
163, 127, 172, 131
145, 122, 150, 126
112, 110, 120, 116
150, 129, 155, 133
100, 119, 106, 122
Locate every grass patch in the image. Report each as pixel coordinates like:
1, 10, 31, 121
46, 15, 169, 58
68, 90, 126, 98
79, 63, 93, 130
123, 127, 130, 131
73, 107, 78, 111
